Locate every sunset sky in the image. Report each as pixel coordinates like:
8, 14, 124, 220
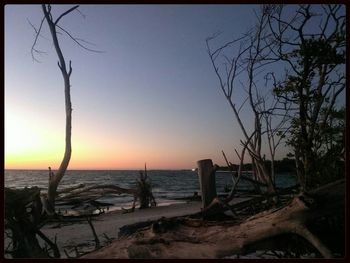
5, 4, 293, 170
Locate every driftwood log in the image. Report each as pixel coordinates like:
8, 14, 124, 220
55, 165, 156, 213
81, 179, 344, 259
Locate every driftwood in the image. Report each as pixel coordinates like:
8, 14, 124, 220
56, 183, 85, 195
81, 179, 344, 259
4, 187, 60, 258
56, 164, 156, 213
86, 216, 101, 249
3, 183, 134, 258
4, 165, 157, 258
197, 157, 270, 212
137, 164, 157, 209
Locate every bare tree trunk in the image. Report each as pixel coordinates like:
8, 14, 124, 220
42, 4, 74, 211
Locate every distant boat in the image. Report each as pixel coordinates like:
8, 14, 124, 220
191, 168, 198, 172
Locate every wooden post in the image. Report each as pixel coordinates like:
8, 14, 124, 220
197, 159, 217, 209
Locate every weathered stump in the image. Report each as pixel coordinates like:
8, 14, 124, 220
197, 159, 217, 209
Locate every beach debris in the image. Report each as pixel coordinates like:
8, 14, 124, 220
190, 191, 200, 201
55, 184, 138, 215
86, 216, 101, 249
4, 187, 60, 258
54, 163, 157, 215
103, 233, 114, 245
81, 179, 344, 259
5, 165, 158, 258
151, 217, 180, 234
136, 163, 157, 209
119, 221, 155, 238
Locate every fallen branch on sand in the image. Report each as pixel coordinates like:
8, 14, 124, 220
55, 164, 156, 214
81, 179, 344, 259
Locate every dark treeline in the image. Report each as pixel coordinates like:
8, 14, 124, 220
218, 158, 296, 175
219, 157, 344, 186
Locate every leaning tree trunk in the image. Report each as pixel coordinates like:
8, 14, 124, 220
42, 4, 73, 211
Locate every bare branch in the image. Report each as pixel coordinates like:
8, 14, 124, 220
222, 150, 237, 185
75, 8, 86, 19
29, 16, 46, 62
56, 24, 105, 53
54, 5, 79, 25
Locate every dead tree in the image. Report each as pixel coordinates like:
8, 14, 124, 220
30, 4, 103, 213
4, 5, 103, 258
40, 5, 76, 211
137, 164, 157, 209
206, 8, 284, 196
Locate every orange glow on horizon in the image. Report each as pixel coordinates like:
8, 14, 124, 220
5, 154, 195, 170
5, 104, 221, 170
5, 133, 199, 170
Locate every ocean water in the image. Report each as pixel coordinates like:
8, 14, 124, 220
4, 170, 296, 210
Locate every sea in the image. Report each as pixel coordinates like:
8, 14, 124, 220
4, 170, 297, 211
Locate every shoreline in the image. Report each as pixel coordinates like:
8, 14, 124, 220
41, 201, 203, 257
41, 196, 253, 258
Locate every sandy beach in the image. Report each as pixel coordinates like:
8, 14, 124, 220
41, 201, 202, 257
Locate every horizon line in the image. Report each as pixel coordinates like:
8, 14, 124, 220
4, 168, 195, 171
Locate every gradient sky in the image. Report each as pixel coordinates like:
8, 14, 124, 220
5, 4, 293, 170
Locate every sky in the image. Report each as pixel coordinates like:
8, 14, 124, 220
5, 4, 293, 170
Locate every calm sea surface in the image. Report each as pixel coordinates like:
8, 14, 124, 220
5, 170, 296, 209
